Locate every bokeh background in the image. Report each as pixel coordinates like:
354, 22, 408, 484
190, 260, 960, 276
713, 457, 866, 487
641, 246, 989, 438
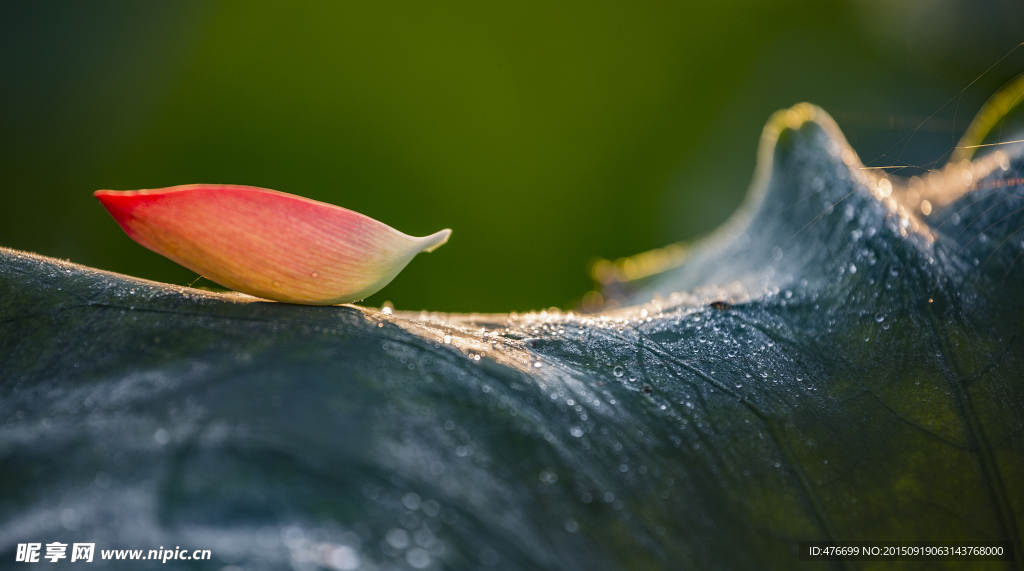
2, 0, 1022, 312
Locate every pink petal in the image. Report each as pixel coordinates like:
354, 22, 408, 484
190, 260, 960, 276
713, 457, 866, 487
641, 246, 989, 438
95, 184, 451, 305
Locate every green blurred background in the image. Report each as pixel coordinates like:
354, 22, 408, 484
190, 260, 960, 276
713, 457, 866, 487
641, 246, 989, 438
2, 1, 1022, 312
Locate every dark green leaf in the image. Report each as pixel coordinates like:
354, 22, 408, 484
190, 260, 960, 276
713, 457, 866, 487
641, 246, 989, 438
2, 105, 1022, 570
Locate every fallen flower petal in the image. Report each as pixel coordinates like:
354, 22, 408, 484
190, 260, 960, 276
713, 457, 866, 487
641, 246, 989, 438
95, 184, 451, 305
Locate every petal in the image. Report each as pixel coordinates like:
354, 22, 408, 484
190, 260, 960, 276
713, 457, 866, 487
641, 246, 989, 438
95, 184, 451, 305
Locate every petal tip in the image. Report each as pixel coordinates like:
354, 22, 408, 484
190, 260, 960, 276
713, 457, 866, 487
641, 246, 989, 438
421, 229, 452, 253
94, 190, 139, 226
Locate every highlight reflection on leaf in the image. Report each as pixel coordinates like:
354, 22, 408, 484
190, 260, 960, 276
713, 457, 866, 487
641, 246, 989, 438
1, 104, 1023, 570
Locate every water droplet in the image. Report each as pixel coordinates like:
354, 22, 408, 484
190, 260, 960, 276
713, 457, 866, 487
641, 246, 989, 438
402, 493, 422, 510
311, 271, 319, 278
628, 377, 637, 383
153, 428, 170, 445
564, 519, 579, 533
443, 335, 451, 344
534, 361, 543, 368
612, 366, 624, 377
386, 528, 410, 549
406, 548, 431, 569
570, 426, 584, 438
874, 313, 884, 322
735, 382, 742, 388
